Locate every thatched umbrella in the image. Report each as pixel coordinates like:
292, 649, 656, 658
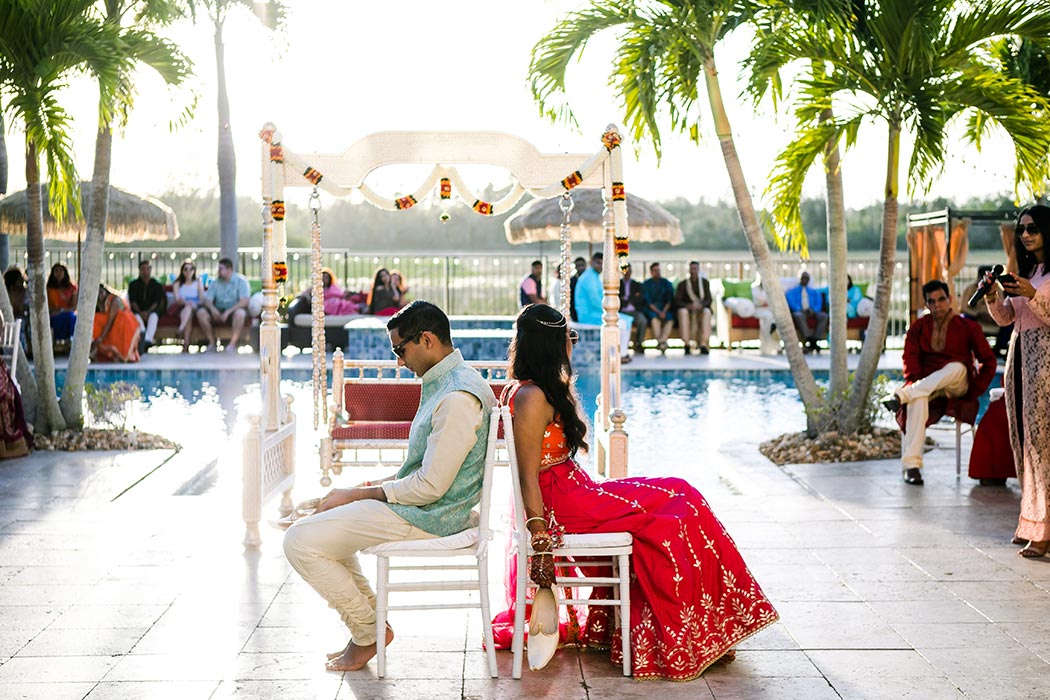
0, 182, 179, 242
504, 188, 683, 246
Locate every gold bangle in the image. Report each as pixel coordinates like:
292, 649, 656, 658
525, 517, 546, 528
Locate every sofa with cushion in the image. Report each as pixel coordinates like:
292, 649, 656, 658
718, 278, 871, 351
285, 292, 366, 351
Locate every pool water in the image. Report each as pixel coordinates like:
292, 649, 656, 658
59, 368, 899, 480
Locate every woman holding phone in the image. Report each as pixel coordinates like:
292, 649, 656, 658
986, 204, 1050, 558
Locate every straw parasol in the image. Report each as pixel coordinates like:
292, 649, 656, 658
0, 182, 179, 242
504, 188, 683, 245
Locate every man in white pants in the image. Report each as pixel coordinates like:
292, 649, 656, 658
283, 301, 495, 672
883, 280, 996, 485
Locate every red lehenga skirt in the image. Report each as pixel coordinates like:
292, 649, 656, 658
492, 460, 779, 681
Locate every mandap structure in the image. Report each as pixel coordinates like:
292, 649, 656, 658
243, 125, 633, 544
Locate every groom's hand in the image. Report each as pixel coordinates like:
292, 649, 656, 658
315, 488, 355, 513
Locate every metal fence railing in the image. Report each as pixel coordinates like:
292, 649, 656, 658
9, 246, 1003, 349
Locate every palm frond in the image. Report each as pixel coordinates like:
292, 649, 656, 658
529, 3, 636, 131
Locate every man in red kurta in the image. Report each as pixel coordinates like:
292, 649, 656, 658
884, 280, 997, 485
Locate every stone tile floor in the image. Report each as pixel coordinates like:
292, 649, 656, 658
2, 416, 1048, 699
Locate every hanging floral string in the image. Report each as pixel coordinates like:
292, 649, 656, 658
308, 187, 327, 430
558, 192, 574, 319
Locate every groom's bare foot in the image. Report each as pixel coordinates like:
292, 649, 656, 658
327, 623, 391, 661
326, 640, 350, 661
325, 626, 394, 672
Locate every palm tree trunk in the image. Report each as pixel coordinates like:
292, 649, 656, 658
215, 17, 238, 263
703, 56, 822, 433
823, 107, 849, 400
0, 109, 9, 270
60, 118, 111, 427
846, 123, 901, 428
24, 141, 66, 434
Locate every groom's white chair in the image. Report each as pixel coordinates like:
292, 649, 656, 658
502, 405, 633, 679
362, 405, 501, 679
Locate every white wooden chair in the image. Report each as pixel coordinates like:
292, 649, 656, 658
362, 405, 501, 679
0, 319, 21, 392
502, 405, 633, 679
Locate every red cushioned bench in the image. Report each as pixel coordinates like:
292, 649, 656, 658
318, 355, 508, 485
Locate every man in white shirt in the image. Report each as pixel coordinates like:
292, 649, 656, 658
284, 301, 495, 672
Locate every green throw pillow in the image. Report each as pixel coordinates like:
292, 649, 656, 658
855, 281, 870, 297
721, 279, 753, 300
249, 278, 263, 294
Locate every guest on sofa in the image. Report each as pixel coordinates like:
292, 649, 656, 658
322, 267, 364, 316
197, 257, 250, 353
46, 262, 77, 343
92, 284, 141, 363
4, 267, 29, 351
367, 267, 404, 316
128, 259, 165, 354
172, 259, 205, 353
786, 271, 828, 353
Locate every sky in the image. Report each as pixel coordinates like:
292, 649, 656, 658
1, 0, 1023, 214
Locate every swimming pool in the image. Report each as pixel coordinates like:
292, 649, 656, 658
58, 368, 929, 481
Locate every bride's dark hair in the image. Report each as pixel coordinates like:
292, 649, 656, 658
508, 304, 588, 455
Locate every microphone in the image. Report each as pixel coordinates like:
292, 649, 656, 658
967, 264, 1004, 307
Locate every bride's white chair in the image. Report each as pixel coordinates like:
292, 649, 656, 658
502, 405, 633, 679
362, 405, 501, 679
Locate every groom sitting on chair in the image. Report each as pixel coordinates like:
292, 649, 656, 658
283, 300, 496, 672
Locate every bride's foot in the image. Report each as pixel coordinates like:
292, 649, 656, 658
1019, 541, 1049, 558
325, 626, 394, 672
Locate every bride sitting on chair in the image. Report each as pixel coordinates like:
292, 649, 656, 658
491, 303, 778, 681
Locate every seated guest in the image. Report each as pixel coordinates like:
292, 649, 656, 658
519, 260, 547, 306
619, 263, 647, 353
4, 267, 29, 351
883, 280, 996, 485
283, 301, 495, 672
390, 270, 408, 307
846, 275, 864, 318
642, 262, 674, 353
367, 267, 402, 316
91, 284, 141, 363
785, 271, 827, 353
575, 252, 633, 362
46, 262, 77, 342
322, 267, 363, 315
127, 259, 165, 353
674, 260, 712, 355
197, 257, 250, 353
490, 304, 779, 678
172, 259, 205, 353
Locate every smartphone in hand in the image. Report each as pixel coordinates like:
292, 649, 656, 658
998, 273, 1019, 297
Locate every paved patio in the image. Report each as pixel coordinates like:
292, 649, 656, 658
3, 354, 1048, 699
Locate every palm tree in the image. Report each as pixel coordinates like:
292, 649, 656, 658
0, 0, 123, 434
748, 0, 1050, 431
59, 0, 193, 427
529, 0, 823, 429
200, 0, 285, 263
748, 1, 859, 415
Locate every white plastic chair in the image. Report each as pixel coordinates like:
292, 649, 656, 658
362, 405, 501, 679
502, 404, 633, 679
0, 318, 21, 392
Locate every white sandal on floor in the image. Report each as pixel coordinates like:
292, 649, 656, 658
528, 586, 559, 671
